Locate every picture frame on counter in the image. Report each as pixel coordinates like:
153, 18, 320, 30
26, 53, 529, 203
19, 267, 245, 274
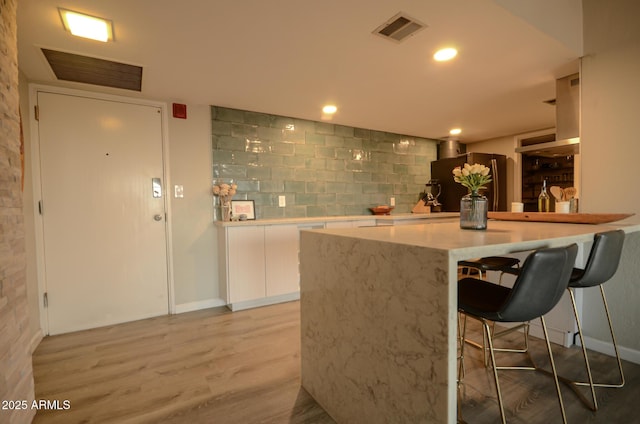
231, 200, 256, 220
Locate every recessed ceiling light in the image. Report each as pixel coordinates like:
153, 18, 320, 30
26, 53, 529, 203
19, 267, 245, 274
434, 47, 457, 62
59, 8, 113, 42
322, 105, 337, 114
449, 128, 462, 135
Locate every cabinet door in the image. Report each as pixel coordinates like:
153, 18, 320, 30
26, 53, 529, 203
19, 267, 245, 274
325, 221, 353, 228
265, 225, 301, 296
227, 226, 265, 303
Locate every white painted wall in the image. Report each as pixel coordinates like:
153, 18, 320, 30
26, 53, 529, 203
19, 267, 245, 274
166, 105, 222, 311
580, 0, 640, 355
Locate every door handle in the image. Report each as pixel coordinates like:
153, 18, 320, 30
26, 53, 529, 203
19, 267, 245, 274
152, 178, 162, 198
154, 214, 163, 221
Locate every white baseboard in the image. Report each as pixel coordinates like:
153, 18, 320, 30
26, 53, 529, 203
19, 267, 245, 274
229, 292, 300, 312
582, 335, 640, 365
174, 298, 227, 314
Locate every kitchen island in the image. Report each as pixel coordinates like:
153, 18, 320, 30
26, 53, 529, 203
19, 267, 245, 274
299, 218, 640, 424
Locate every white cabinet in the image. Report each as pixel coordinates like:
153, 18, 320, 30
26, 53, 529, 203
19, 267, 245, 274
221, 224, 304, 311
226, 226, 265, 303
265, 225, 300, 296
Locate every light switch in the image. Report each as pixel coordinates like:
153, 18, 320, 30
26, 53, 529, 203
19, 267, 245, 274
174, 185, 184, 198
390, 197, 395, 207
278, 195, 286, 207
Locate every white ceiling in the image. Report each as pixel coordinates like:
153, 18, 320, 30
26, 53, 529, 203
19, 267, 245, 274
17, 0, 582, 142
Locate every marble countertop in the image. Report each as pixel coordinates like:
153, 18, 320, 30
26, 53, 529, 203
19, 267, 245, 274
215, 212, 459, 227
305, 217, 640, 258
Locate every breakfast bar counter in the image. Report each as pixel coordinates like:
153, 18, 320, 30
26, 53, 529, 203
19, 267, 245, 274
299, 218, 640, 424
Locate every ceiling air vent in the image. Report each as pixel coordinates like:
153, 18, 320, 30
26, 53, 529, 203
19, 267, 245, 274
42, 48, 143, 91
373, 12, 427, 43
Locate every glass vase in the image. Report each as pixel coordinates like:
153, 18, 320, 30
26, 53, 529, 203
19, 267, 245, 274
460, 191, 488, 230
221, 201, 232, 222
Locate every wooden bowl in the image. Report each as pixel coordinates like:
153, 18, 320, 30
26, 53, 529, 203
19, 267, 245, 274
369, 206, 394, 215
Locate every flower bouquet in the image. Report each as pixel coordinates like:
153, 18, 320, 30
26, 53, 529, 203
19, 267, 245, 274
452, 163, 491, 230
213, 182, 237, 221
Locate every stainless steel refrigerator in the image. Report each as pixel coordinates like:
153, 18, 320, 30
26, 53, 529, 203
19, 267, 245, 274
429, 153, 507, 212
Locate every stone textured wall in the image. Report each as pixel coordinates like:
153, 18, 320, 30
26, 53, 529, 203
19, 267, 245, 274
0, 0, 36, 422
212, 106, 438, 219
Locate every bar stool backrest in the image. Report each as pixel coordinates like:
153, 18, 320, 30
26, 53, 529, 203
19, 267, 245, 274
498, 244, 578, 323
572, 230, 625, 288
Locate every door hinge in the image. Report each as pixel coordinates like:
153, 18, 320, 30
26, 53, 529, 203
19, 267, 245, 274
43, 292, 48, 308
35, 105, 40, 121
38, 200, 43, 215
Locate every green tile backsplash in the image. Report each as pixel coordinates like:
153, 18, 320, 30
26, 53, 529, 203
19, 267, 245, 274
211, 106, 438, 219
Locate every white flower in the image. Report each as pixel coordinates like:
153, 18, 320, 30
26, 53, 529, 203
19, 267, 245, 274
451, 162, 492, 193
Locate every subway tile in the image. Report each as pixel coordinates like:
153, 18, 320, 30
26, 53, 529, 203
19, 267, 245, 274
314, 122, 334, 135
260, 180, 285, 193
284, 180, 306, 192
296, 193, 317, 205
260, 206, 285, 220
316, 193, 337, 204
353, 172, 371, 183
212, 120, 232, 135
246, 167, 272, 180
305, 181, 326, 193
271, 167, 296, 180
306, 205, 328, 217
334, 125, 355, 137
214, 107, 244, 123
305, 158, 326, 170
231, 123, 258, 138
325, 135, 345, 147
334, 171, 354, 183
257, 126, 284, 141
354, 127, 371, 139
254, 154, 284, 167
217, 135, 246, 151
284, 206, 308, 218
315, 146, 336, 159
326, 159, 346, 171
244, 111, 276, 127
326, 182, 347, 193
270, 142, 295, 156
219, 164, 247, 179
235, 180, 260, 192
294, 144, 316, 157
283, 155, 306, 168
294, 168, 317, 181
305, 133, 326, 145
362, 183, 380, 194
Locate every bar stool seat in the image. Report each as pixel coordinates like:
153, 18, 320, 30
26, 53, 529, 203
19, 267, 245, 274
458, 256, 520, 277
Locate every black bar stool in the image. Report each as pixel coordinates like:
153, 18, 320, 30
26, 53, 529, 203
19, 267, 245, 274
458, 244, 578, 424
565, 229, 626, 411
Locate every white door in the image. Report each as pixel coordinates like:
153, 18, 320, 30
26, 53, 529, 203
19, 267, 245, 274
37, 91, 169, 335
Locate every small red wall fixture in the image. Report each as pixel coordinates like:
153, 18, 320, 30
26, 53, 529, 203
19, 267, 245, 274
172, 103, 187, 119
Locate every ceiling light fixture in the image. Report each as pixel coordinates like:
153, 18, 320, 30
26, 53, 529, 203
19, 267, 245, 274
322, 105, 337, 115
59, 8, 113, 42
434, 47, 457, 62
449, 128, 462, 135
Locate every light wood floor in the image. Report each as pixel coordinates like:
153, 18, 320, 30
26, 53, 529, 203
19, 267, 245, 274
32, 301, 639, 423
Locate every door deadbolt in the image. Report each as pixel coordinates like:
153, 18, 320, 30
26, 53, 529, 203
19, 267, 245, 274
154, 214, 163, 221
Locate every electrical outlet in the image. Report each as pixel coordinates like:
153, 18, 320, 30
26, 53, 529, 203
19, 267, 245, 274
278, 195, 286, 207
390, 197, 395, 207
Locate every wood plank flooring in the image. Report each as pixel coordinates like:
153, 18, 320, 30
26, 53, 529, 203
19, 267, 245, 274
32, 301, 639, 423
